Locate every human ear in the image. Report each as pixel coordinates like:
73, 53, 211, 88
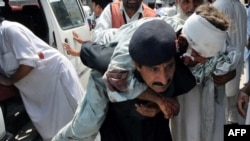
177, 34, 189, 55
133, 61, 142, 71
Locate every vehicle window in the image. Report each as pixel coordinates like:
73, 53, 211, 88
49, 0, 85, 30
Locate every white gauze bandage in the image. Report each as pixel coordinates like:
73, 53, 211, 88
182, 13, 227, 58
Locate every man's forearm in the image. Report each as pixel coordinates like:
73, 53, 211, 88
0, 65, 33, 86
137, 88, 163, 105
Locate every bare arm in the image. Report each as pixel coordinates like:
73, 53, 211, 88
137, 88, 180, 119
0, 65, 34, 86
237, 83, 250, 118
72, 31, 89, 44
62, 42, 80, 56
237, 91, 249, 118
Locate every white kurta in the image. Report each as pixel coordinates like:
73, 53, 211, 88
213, 0, 247, 124
168, 5, 243, 140
0, 21, 85, 141
171, 39, 241, 141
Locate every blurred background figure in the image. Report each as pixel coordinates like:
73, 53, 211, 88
213, 0, 247, 126
155, 0, 177, 17
155, 0, 163, 9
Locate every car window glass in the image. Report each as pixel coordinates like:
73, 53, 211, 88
49, 0, 85, 30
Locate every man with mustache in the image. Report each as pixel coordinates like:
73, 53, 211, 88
64, 0, 156, 47
99, 19, 195, 141
53, 18, 194, 141
91, 0, 156, 43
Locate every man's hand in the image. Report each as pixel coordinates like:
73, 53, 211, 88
182, 56, 197, 67
135, 102, 160, 117
237, 91, 249, 118
137, 88, 180, 119
157, 96, 180, 119
104, 70, 129, 92
72, 31, 84, 44
62, 42, 80, 56
212, 69, 236, 85
72, 31, 86, 44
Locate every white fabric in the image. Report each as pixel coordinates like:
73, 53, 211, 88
213, 0, 247, 124
182, 13, 227, 58
156, 6, 177, 17
52, 70, 107, 141
91, 1, 143, 43
247, 4, 250, 37
245, 3, 250, 125
156, 0, 162, 4
0, 21, 85, 140
170, 85, 202, 141
169, 4, 242, 140
171, 41, 241, 141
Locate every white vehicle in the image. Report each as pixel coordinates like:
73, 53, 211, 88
0, 0, 91, 140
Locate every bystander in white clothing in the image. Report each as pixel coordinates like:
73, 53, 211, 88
213, 0, 247, 125
91, 1, 144, 43
0, 20, 85, 141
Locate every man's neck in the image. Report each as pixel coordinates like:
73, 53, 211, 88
124, 8, 138, 18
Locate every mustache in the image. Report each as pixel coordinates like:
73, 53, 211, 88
152, 79, 172, 86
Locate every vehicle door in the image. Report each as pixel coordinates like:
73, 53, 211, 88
40, 0, 91, 77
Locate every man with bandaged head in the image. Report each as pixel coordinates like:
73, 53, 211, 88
171, 5, 241, 141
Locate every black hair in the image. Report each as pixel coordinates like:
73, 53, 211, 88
92, 0, 113, 9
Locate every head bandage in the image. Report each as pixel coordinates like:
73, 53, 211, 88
182, 13, 227, 58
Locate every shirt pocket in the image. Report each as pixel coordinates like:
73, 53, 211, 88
1, 52, 18, 75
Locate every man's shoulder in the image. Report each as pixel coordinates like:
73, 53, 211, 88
161, 16, 185, 32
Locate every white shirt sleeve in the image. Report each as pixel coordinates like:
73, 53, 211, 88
91, 4, 118, 43
94, 4, 112, 31
247, 7, 250, 36
3, 24, 38, 67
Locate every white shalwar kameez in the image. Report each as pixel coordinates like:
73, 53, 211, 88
213, 0, 247, 124
169, 11, 242, 141
0, 21, 85, 141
